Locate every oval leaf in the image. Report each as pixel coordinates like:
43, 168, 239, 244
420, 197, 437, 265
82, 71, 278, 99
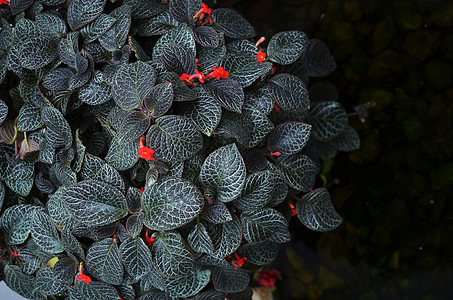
268, 73, 310, 112
276, 155, 317, 192
267, 30, 307, 65
67, 0, 106, 30
267, 122, 312, 156
86, 237, 124, 285
306, 101, 348, 141
240, 208, 290, 243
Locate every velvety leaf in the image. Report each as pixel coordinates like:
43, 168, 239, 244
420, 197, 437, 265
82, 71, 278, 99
81, 13, 116, 43
72, 280, 120, 300
53, 257, 78, 282
200, 200, 232, 224
99, 5, 131, 51
58, 32, 79, 68
67, 0, 106, 30
61, 228, 85, 258
184, 87, 221, 136
124, 0, 167, 19
152, 23, 196, 61
86, 237, 123, 284
237, 241, 280, 265
306, 101, 348, 141
331, 125, 360, 151
188, 222, 214, 254
144, 83, 174, 118
220, 52, 272, 88
136, 11, 178, 36
0, 99, 7, 125
157, 72, 197, 102
199, 143, 246, 203
267, 122, 312, 156
5, 177, 34, 196
47, 188, 75, 231
150, 231, 195, 277
0, 205, 43, 244
16, 103, 42, 132
126, 212, 144, 237
241, 208, 290, 243
297, 188, 343, 232
208, 216, 242, 258
142, 177, 203, 231
0, 18, 13, 51
31, 210, 64, 253
268, 73, 310, 111
112, 61, 156, 110
42, 106, 73, 149
36, 13, 67, 39
276, 155, 317, 192
62, 180, 128, 226
169, 0, 201, 23
120, 237, 152, 281
304, 39, 337, 77
234, 170, 274, 211
34, 266, 69, 296
95, 163, 126, 194
79, 81, 112, 105
116, 284, 136, 300
19, 36, 58, 70
212, 266, 250, 293
146, 115, 203, 162
201, 78, 244, 113
267, 162, 288, 207
4, 265, 44, 300
197, 39, 226, 74
105, 138, 139, 171
192, 26, 220, 48
161, 42, 196, 74
244, 86, 274, 115
212, 8, 254, 39
12, 18, 38, 44
267, 30, 307, 65
165, 269, 211, 298
118, 111, 150, 143
9, 0, 34, 15
43, 68, 74, 91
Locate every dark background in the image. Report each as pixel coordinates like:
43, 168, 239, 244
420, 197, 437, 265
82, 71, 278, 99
231, 0, 453, 299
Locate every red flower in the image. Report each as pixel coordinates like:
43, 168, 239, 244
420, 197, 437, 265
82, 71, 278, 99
76, 263, 91, 285
145, 229, 155, 246
194, 3, 212, 18
231, 252, 247, 269
289, 202, 297, 216
270, 152, 281, 156
140, 187, 145, 192
210, 67, 229, 80
137, 137, 156, 161
257, 50, 266, 62
273, 103, 280, 112
256, 269, 281, 289
0, 0, 9, 5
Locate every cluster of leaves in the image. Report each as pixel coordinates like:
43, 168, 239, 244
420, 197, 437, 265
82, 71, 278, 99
0, 0, 360, 299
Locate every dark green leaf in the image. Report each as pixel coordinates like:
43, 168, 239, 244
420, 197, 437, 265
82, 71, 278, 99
62, 180, 128, 226
118, 111, 150, 143
157, 72, 197, 102
187, 222, 214, 254
67, 0, 106, 30
4, 265, 44, 300
234, 170, 273, 211
79, 80, 112, 105
150, 231, 195, 277
201, 78, 244, 113
34, 267, 70, 296
31, 210, 64, 253
276, 155, 317, 191
200, 200, 232, 224
17, 104, 43, 132
43, 68, 74, 91
95, 163, 126, 194
237, 241, 280, 265
116, 284, 136, 300
99, 5, 131, 51
142, 177, 203, 231
184, 87, 221, 136
36, 13, 67, 39
306, 101, 348, 141
53, 257, 78, 282
61, 228, 85, 258
199, 143, 246, 202
58, 32, 79, 68
0, 18, 13, 51
212, 8, 254, 39
146, 115, 203, 162
42, 106, 73, 149
19, 36, 58, 70
267, 30, 307, 65
112, 61, 157, 110
72, 280, 120, 300
10, 0, 34, 15
105, 138, 140, 171
165, 269, 211, 298
124, 0, 167, 19
47, 188, 75, 231
241, 208, 290, 243
304, 39, 337, 77
161, 42, 196, 74
208, 216, 242, 258
297, 188, 343, 231
119, 237, 152, 281
0, 99, 7, 125
86, 237, 123, 284
152, 23, 196, 61
12, 18, 38, 44
81, 13, 116, 43
0, 204, 43, 244
169, 0, 201, 23
5, 177, 34, 196
136, 11, 178, 36
144, 83, 174, 118
192, 26, 220, 48
267, 122, 311, 156
126, 212, 144, 237
331, 125, 360, 151
268, 73, 310, 111
244, 86, 274, 115
212, 266, 249, 293
267, 162, 288, 207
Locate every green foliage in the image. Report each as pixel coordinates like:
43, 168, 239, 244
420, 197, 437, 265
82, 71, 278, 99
0, 1, 358, 298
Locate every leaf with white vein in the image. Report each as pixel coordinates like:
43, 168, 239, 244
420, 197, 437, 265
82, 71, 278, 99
240, 208, 290, 243
119, 237, 152, 281
86, 237, 124, 285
